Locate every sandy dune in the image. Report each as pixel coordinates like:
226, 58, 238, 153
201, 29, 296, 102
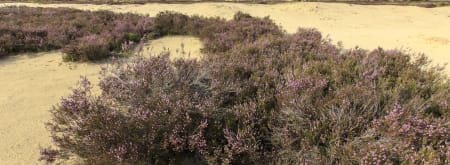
1, 2, 449, 72
0, 2, 449, 164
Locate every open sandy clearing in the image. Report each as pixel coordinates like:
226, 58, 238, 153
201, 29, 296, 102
1, 2, 449, 73
0, 36, 203, 164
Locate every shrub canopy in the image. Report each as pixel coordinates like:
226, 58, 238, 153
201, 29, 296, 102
0, 7, 152, 61
40, 12, 450, 164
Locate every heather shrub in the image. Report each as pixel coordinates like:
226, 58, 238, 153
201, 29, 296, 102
0, 27, 54, 57
201, 12, 284, 53
152, 11, 191, 36
362, 102, 450, 164
62, 34, 110, 61
42, 55, 212, 164
3, 0, 447, 5
42, 12, 449, 164
152, 11, 226, 38
0, 7, 152, 61
152, 11, 283, 53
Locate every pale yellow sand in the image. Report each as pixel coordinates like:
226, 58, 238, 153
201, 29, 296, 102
0, 52, 101, 164
1, 2, 449, 72
141, 36, 203, 60
0, 36, 202, 164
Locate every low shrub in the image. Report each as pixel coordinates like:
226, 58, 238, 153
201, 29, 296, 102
62, 34, 110, 61
419, 3, 437, 8
152, 11, 191, 36
201, 12, 284, 53
151, 11, 226, 38
0, 6, 152, 61
41, 12, 449, 164
2, 0, 447, 5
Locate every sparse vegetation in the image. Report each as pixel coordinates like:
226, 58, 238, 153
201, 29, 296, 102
1, 0, 449, 7
0, 6, 152, 61
41, 12, 450, 164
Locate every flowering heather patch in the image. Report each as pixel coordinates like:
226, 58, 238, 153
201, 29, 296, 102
0, 6, 152, 61
42, 12, 449, 164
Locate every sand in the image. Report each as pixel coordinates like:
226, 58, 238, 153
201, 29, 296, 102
0, 51, 101, 164
141, 36, 203, 60
0, 2, 449, 164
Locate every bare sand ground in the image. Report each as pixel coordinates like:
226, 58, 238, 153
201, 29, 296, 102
141, 36, 203, 60
0, 51, 101, 164
1, 2, 449, 72
0, 36, 202, 164
0, 2, 449, 164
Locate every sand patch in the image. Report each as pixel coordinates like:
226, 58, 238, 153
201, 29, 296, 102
0, 52, 101, 164
1, 2, 448, 73
140, 36, 203, 60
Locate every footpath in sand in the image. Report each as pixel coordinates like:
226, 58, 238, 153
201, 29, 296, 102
0, 2, 449, 164
2, 2, 450, 72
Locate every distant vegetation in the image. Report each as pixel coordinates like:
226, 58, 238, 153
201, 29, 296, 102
1, 0, 449, 7
39, 11, 450, 164
0, 7, 151, 61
